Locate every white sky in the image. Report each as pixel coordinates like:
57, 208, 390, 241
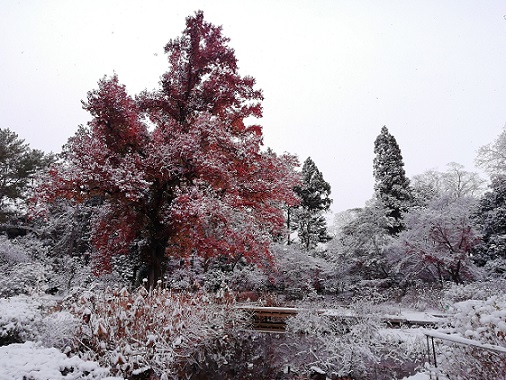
2, 0, 506, 213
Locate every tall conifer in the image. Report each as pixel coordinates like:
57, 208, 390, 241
373, 126, 412, 235
293, 157, 332, 250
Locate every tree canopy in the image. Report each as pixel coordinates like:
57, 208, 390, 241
34, 11, 300, 287
411, 162, 484, 205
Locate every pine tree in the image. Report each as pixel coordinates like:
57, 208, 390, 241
0, 128, 53, 223
293, 157, 332, 250
373, 126, 412, 235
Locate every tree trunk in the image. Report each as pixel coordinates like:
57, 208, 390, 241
143, 239, 166, 290
287, 207, 292, 245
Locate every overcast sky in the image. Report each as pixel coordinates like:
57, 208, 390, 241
2, 1, 506, 213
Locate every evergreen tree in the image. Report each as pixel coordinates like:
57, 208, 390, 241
473, 127, 506, 276
473, 175, 506, 275
293, 157, 332, 250
0, 128, 53, 223
373, 126, 412, 235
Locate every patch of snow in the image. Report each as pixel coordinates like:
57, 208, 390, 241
402, 371, 449, 380
309, 365, 326, 374
132, 366, 152, 375
401, 373, 431, 380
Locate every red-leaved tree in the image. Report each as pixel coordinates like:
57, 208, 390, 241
34, 11, 300, 287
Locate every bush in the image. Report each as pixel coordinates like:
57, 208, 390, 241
174, 331, 292, 380
0, 235, 30, 264
0, 235, 95, 296
60, 286, 250, 379
443, 280, 506, 304
270, 244, 331, 297
285, 304, 425, 379
438, 295, 506, 379
0, 295, 47, 346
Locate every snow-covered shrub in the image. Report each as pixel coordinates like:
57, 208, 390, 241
38, 310, 79, 351
443, 279, 506, 304
220, 262, 270, 292
0, 261, 50, 297
0, 232, 77, 296
389, 195, 480, 285
0, 236, 49, 297
0, 234, 87, 297
49, 255, 96, 293
270, 244, 331, 299
437, 295, 506, 379
0, 235, 29, 264
286, 308, 378, 377
62, 286, 249, 379
162, 254, 270, 294
0, 250, 94, 297
286, 305, 425, 379
173, 330, 289, 380
330, 202, 394, 283
0, 341, 115, 380
199, 256, 271, 294
0, 295, 47, 345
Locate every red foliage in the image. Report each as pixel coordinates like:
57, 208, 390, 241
83, 76, 147, 154
34, 11, 300, 284
138, 11, 263, 132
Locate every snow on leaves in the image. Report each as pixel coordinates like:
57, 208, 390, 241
62, 287, 246, 378
392, 196, 480, 284
33, 11, 300, 284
